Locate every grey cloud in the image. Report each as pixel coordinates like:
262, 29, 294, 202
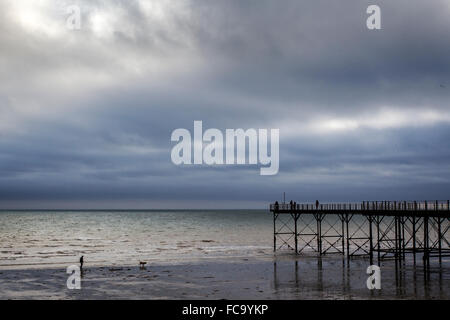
1, 0, 450, 208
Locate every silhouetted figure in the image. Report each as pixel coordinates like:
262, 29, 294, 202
315, 200, 319, 209
274, 201, 279, 210
290, 200, 293, 209
80, 256, 84, 271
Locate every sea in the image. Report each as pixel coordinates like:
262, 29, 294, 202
0, 210, 274, 269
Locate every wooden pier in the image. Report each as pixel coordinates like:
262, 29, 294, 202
269, 200, 450, 266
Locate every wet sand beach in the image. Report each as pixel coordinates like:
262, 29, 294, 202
0, 255, 448, 300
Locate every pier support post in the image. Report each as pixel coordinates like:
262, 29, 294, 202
341, 214, 345, 255
394, 216, 399, 261
345, 213, 350, 259
376, 216, 381, 263
437, 216, 442, 264
294, 213, 298, 254
412, 215, 416, 263
316, 213, 323, 255
369, 215, 374, 265
423, 215, 430, 269
273, 213, 277, 252
401, 215, 406, 260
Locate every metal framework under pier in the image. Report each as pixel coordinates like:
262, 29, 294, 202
270, 201, 450, 265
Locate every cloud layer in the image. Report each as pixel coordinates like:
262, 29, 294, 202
1, 0, 450, 208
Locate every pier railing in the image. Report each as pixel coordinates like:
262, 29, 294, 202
270, 200, 450, 212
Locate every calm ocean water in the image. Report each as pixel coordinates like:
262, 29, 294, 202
0, 210, 274, 269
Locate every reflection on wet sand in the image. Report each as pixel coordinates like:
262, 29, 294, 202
272, 255, 448, 299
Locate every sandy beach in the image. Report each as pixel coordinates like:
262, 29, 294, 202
0, 254, 448, 300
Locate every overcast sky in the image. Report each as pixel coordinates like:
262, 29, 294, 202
1, 0, 450, 209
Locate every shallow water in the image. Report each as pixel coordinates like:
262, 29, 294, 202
0, 210, 274, 269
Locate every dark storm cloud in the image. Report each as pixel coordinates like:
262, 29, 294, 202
0, 0, 450, 208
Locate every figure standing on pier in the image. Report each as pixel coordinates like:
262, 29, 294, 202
315, 200, 319, 209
